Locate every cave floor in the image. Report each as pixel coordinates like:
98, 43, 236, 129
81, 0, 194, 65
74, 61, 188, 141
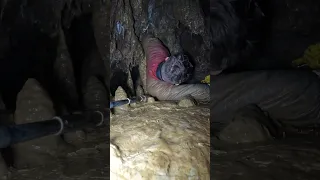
110, 101, 210, 179
212, 138, 320, 180
8, 102, 320, 180
9, 127, 109, 180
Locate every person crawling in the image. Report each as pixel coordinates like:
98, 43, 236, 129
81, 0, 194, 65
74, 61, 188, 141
142, 35, 209, 103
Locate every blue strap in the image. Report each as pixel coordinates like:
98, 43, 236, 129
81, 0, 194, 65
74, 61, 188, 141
156, 61, 165, 81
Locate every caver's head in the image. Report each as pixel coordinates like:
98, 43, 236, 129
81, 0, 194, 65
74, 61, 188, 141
157, 53, 194, 85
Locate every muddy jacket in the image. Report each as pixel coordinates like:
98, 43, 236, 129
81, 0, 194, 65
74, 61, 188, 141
142, 36, 209, 102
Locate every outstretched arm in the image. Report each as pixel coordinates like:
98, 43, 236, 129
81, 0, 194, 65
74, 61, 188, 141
147, 78, 210, 103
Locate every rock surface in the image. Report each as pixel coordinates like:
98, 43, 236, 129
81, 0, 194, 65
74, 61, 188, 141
13, 79, 72, 169
83, 76, 109, 110
212, 138, 320, 180
9, 127, 109, 180
54, 28, 79, 112
178, 97, 196, 107
110, 102, 210, 180
114, 86, 129, 113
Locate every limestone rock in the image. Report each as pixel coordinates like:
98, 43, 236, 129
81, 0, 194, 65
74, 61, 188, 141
114, 86, 129, 113
110, 102, 210, 180
13, 78, 72, 169
218, 106, 272, 144
147, 97, 155, 103
178, 97, 196, 107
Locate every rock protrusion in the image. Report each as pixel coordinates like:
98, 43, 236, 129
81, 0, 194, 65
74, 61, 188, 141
114, 86, 129, 114
178, 97, 196, 107
13, 78, 72, 169
83, 76, 108, 110
136, 85, 144, 96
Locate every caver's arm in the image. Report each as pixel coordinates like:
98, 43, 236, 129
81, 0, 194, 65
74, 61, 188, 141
147, 78, 210, 103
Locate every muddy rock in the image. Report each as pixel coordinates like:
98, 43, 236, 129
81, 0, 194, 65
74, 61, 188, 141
114, 86, 129, 113
13, 78, 72, 169
178, 97, 196, 107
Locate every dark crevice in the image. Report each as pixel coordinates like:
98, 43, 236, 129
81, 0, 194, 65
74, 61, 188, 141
64, 13, 100, 110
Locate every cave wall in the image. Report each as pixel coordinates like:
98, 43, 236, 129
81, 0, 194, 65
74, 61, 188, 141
236, 0, 320, 69
262, 0, 320, 67
0, 0, 109, 111
110, 0, 211, 96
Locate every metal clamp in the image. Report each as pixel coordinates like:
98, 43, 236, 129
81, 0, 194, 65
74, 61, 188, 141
52, 116, 64, 136
94, 111, 104, 126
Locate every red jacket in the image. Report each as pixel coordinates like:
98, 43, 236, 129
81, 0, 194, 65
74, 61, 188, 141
142, 36, 169, 80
